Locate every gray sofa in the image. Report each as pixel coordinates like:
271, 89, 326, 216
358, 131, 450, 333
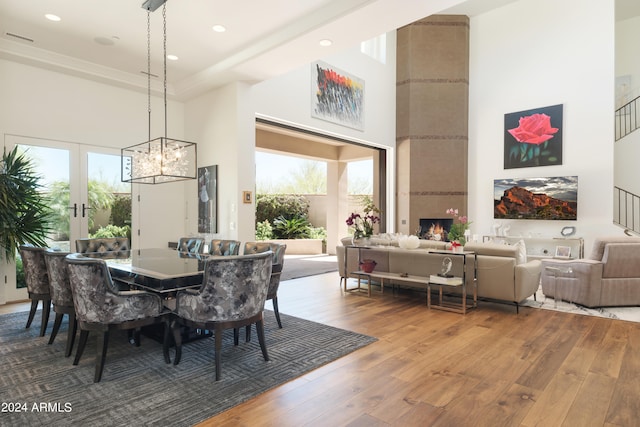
541, 236, 640, 307
337, 237, 542, 310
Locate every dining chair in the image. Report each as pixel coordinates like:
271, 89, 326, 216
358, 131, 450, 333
169, 251, 272, 381
243, 242, 287, 333
43, 249, 77, 357
65, 253, 168, 382
18, 245, 51, 337
177, 237, 205, 254
209, 239, 241, 256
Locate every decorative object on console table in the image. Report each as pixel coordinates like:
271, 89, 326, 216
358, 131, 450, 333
359, 259, 377, 273
429, 275, 463, 285
445, 208, 471, 246
346, 200, 381, 245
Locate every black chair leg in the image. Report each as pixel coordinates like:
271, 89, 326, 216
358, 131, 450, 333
95, 331, 109, 383
26, 299, 38, 329
214, 327, 223, 381
48, 312, 64, 345
233, 328, 239, 345
39, 299, 51, 337
172, 321, 183, 366
245, 324, 252, 343
65, 315, 77, 358
256, 319, 269, 362
272, 297, 283, 329
74, 330, 89, 365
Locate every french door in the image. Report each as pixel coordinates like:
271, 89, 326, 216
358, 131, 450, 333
2, 135, 130, 303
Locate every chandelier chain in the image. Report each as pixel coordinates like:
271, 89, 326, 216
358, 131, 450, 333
147, 9, 151, 141
163, 4, 168, 138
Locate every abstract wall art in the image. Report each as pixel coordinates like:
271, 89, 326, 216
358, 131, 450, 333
311, 61, 364, 130
198, 165, 217, 233
504, 104, 563, 169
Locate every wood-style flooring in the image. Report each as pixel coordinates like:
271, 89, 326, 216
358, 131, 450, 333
4, 272, 640, 426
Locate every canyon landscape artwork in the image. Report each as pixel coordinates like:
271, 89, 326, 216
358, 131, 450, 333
494, 176, 578, 220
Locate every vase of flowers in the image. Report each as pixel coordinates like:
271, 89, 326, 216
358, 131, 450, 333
346, 201, 381, 246
446, 208, 471, 247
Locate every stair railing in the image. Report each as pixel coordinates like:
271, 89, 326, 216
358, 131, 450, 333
614, 186, 640, 234
615, 96, 640, 141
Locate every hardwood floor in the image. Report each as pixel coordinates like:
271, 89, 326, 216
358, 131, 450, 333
198, 272, 640, 427
4, 272, 639, 426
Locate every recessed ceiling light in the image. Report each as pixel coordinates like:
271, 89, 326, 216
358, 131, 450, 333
167, 54, 178, 61
212, 25, 226, 33
45, 14, 61, 22
319, 39, 333, 47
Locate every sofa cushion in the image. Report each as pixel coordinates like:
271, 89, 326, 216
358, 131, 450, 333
588, 236, 640, 261
513, 239, 527, 265
464, 241, 518, 259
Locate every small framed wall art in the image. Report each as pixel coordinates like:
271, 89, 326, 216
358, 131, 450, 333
242, 191, 252, 204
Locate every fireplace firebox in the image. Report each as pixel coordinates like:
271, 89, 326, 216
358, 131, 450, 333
419, 218, 453, 241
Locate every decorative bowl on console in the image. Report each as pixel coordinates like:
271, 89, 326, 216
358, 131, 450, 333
359, 259, 377, 273
398, 235, 420, 249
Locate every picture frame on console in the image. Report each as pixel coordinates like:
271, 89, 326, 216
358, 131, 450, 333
555, 246, 571, 259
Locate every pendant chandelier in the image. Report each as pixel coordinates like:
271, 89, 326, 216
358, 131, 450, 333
121, 0, 197, 184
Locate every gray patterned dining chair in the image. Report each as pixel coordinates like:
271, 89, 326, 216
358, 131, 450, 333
43, 249, 77, 357
18, 245, 51, 337
169, 251, 272, 381
243, 242, 287, 332
177, 237, 205, 254
209, 239, 241, 256
65, 253, 168, 382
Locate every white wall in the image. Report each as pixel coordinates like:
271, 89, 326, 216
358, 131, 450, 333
185, 82, 256, 245
251, 32, 397, 247
468, 0, 618, 252
615, 15, 640, 106
0, 59, 188, 250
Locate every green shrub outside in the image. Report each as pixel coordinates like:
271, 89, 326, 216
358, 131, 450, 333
90, 224, 131, 241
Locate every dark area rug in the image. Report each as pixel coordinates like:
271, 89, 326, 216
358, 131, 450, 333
281, 255, 338, 281
0, 310, 376, 426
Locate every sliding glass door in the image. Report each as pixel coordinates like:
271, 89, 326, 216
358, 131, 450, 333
2, 135, 130, 303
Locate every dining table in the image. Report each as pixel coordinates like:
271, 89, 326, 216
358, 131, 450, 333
105, 248, 208, 309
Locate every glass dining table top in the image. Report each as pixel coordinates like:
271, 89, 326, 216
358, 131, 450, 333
103, 248, 208, 293
105, 247, 208, 280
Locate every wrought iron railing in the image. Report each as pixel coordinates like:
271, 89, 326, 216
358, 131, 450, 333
614, 186, 640, 234
615, 96, 640, 140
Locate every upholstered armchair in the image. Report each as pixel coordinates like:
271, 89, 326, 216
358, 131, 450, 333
43, 249, 77, 357
243, 242, 287, 330
18, 245, 51, 337
65, 253, 167, 382
170, 252, 272, 380
75, 237, 130, 258
209, 239, 241, 256
177, 237, 205, 254
541, 237, 640, 307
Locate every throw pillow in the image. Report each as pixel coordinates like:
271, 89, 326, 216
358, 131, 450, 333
514, 239, 527, 264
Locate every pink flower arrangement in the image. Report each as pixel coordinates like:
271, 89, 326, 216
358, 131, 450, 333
346, 202, 381, 239
446, 208, 471, 245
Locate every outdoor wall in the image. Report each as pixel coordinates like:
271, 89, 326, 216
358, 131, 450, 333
468, 0, 617, 251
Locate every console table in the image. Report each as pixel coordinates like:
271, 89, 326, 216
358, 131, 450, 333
482, 235, 584, 260
427, 250, 477, 314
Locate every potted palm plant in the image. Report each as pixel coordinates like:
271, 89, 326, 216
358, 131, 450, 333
0, 146, 52, 261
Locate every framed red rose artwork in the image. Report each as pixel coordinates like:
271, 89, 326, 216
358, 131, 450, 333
504, 104, 563, 169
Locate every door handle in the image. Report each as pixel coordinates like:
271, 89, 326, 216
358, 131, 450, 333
82, 203, 93, 218
68, 203, 77, 218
